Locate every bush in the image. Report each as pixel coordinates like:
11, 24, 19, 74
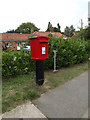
2, 37, 88, 78
2, 48, 36, 78
44, 37, 88, 69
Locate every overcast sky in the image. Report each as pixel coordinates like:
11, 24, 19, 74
0, 0, 89, 33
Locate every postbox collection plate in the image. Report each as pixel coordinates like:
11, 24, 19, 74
42, 47, 45, 54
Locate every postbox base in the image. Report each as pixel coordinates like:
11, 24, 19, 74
36, 60, 44, 85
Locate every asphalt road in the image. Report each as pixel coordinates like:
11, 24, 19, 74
33, 71, 88, 118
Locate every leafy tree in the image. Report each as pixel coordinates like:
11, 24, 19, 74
70, 25, 75, 36
16, 22, 40, 34
57, 23, 61, 32
53, 23, 61, 32
64, 25, 75, 37
46, 22, 52, 32
74, 27, 90, 40
84, 27, 90, 40
79, 28, 85, 39
46, 22, 61, 32
6, 29, 19, 33
64, 26, 70, 37
53, 27, 59, 32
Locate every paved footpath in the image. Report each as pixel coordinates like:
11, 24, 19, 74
33, 71, 88, 118
2, 102, 46, 119
2, 71, 88, 119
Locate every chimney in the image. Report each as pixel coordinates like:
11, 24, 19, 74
31, 28, 34, 34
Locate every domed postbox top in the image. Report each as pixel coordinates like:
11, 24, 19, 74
29, 36, 49, 40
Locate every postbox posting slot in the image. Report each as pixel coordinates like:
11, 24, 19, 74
40, 42, 48, 43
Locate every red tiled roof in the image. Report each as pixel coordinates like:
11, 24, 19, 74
32, 31, 50, 36
0, 33, 30, 41
32, 31, 62, 37
54, 32, 63, 37
0, 31, 63, 41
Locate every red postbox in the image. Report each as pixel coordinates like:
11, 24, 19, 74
29, 36, 49, 60
29, 36, 49, 86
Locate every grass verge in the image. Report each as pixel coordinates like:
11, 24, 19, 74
2, 61, 88, 113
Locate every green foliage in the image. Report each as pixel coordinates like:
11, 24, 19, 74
46, 22, 61, 32
16, 22, 40, 34
84, 27, 90, 40
26, 91, 40, 100
44, 36, 88, 69
73, 27, 90, 41
22, 90, 40, 100
57, 23, 61, 32
2, 37, 88, 78
46, 22, 52, 32
64, 25, 75, 37
2, 49, 36, 78
53, 27, 60, 32
53, 23, 61, 32
48, 33, 53, 37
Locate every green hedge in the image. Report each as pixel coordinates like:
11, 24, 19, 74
2, 37, 88, 78
44, 37, 88, 69
2, 48, 36, 78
